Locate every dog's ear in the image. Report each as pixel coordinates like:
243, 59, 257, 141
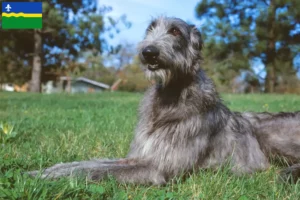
189, 25, 203, 51
146, 20, 157, 33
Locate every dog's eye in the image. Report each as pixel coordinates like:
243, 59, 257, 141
168, 27, 181, 36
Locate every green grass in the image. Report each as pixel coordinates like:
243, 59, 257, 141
0, 91, 300, 199
2, 17, 42, 29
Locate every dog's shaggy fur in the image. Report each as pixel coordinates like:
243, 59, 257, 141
28, 17, 300, 184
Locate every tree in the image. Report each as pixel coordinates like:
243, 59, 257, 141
196, 0, 300, 93
31, 29, 42, 92
0, 0, 130, 92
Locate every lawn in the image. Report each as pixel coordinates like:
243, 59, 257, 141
0, 91, 300, 199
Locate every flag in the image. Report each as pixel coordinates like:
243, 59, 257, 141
1, 2, 42, 29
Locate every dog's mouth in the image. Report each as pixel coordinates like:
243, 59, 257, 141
147, 64, 160, 71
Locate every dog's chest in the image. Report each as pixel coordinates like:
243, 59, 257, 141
129, 121, 208, 173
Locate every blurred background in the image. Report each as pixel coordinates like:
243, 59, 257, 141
0, 0, 299, 94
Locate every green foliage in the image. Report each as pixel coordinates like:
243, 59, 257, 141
196, 0, 300, 93
0, 122, 18, 144
0, 1, 130, 86
1, 92, 300, 198
118, 56, 150, 92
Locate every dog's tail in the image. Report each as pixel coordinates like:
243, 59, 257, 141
27, 158, 166, 185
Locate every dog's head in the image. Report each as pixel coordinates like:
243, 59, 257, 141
138, 17, 203, 86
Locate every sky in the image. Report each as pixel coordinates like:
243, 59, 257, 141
98, 0, 201, 46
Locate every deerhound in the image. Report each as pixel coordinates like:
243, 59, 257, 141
28, 17, 300, 184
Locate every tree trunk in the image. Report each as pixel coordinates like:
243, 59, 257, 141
30, 30, 42, 93
264, 0, 276, 93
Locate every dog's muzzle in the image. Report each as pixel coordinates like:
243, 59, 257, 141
142, 46, 160, 71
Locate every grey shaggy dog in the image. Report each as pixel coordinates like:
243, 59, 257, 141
28, 17, 300, 185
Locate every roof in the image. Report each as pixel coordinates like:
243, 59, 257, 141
75, 77, 110, 89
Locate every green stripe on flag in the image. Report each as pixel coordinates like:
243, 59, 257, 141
2, 17, 42, 29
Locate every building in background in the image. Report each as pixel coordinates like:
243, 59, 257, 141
43, 76, 110, 94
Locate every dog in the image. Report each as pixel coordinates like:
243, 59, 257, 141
28, 16, 300, 184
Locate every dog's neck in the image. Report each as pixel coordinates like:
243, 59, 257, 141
156, 72, 195, 90
154, 70, 197, 104
154, 68, 221, 110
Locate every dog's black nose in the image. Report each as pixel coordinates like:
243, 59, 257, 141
142, 46, 159, 63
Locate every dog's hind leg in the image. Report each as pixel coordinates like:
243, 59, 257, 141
243, 112, 300, 161
255, 112, 300, 161
246, 112, 300, 183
